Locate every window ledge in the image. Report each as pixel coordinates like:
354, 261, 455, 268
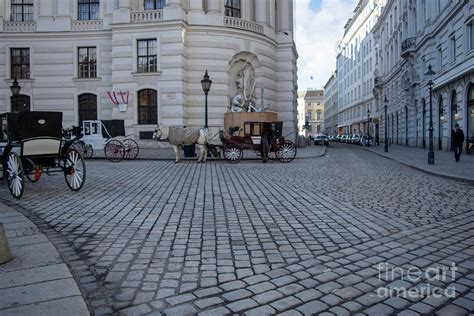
73, 77, 102, 82
132, 71, 162, 77
4, 78, 35, 84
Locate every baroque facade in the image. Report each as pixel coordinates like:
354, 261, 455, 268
297, 89, 324, 135
0, 0, 298, 144
323, 71, 338, 136
373, 0, 474, 150
336, 0, 380, 136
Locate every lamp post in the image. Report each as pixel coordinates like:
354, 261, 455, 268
200, 70, 212, 129
367, 108, 371, 147
425, 65, 436, 165
10, 77, 21, 111
384, 96, 388, 153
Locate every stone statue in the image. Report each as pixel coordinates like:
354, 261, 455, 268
230, 61, 259, 112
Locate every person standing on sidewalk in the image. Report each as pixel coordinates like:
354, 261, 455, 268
452, 124, 465, 162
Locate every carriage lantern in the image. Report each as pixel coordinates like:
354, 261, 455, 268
10, 77, 21, 110
201, 70, 212, 129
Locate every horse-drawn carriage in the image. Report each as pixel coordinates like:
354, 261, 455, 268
80, 120, 139, 163
0, 111, 86, 199
220, 121, 297, 163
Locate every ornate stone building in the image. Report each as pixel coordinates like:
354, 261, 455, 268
373, 0, 473, 150
0, 0, 298, 144
336, 0, 380, 136
323, 71, 338, 136
297, 89, 324, 135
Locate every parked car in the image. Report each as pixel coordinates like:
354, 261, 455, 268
350, 134, 361, 144
360, 135, 374, 146
335, 134, 342, 142
314, 134, 329, 146
341, 135, 350, 143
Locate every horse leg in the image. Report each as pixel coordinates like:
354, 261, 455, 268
202, 144, 208, 163
173, 145, 181, 163
197, 144, 203, 163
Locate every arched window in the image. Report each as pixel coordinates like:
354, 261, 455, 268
438, 96, 444, 150
138, 89, 157, 125
225, 0, 241, 18
467, 84, 474, 151
405, 106, 409, 146
144, 0, 165, 10
450, 90, 457, 131
11, 94, 30, 112
78, 93, 97, 125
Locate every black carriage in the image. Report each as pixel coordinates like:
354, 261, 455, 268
221, 121, 297, 163
0, 111, 86, 199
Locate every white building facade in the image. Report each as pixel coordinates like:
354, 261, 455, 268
297, 89, 324, 135
336, 0, 380, 136
0, 0, 298, 145
323, 71, 338, 136
373, 0, 473, 150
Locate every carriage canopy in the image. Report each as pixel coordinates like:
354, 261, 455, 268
1, 111, 63, 141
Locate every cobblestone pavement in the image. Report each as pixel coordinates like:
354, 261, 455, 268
0, 143, 473, 315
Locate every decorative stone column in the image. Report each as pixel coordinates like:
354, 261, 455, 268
207, 0, 221, 14
255, 0, 267, 24
188, 0, 206, 24
278, 0, 291, 33
164, 0, 185, 20
114, 0, 131, 24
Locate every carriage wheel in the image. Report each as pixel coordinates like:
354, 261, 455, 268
71, 141, 86, 156
6, 152, 25, 199
223, 144, 243, 163
105, 140, 125, 163
83, 144, 94, 159
26, 165, 42, 183
276, 140, 297, 163
64, 149, 86, 191
123, 139, 139, 160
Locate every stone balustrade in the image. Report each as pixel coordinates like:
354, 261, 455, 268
71, 20, 103, 31
3, 21, 36, 32
131, 10, 163, 23
224, 17, 264, 34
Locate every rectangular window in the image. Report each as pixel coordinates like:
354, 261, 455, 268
78, 0, 100, 20
225, 0, 241, 18
437, 46, 443, 68
317, 111, 322, 120
468, 21, 474, 51
11, 48, 30, 79
450, 35, 456, 62
11, 0, 33, 22
137, 39, 157, 73
144, 0, 165, 10
78, 47, 97, 78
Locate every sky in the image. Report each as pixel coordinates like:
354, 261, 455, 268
295, 0, 358, 91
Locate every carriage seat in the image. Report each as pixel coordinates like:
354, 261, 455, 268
21, 137, 61, 156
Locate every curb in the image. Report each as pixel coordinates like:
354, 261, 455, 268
362, 147, 474, 185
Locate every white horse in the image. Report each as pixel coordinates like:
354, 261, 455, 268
153, 125, 208, 163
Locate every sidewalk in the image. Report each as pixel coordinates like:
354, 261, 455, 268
363, 144, 474, 183
93, 144, 327, 161
0, 203, 89, 316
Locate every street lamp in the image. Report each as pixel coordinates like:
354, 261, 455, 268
200, 70, 212, 129
10, 77, 21, 111
384, 96, 388, 153
425, 65, 436, 165
367, 108, 371, 147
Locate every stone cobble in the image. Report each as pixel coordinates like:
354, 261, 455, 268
0, 145, 473, 315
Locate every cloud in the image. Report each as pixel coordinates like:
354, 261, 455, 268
295, 0, 358, 91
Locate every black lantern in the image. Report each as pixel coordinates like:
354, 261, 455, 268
425, 65, 436, 165
384, 96, 388, 153
10, 77, 21, 112
201, 70, 212, 128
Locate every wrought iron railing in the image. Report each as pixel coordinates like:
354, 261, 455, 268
401, 37, 416, 57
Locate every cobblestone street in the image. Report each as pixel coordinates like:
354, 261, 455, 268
1, 144, 473, 315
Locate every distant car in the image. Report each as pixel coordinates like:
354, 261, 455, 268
350, 134, 361, 144
341, 135, 350, 143
360, 135, 374, 146
314, 135, 329, 146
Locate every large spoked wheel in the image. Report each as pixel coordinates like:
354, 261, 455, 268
83, 144, 94, 159
6, 152, 25, 199
223, 144, 243, 164
276, 140, 297, 163
105, 140, 125, 163
123, 139, 139, 160
64, 149, 86, 191
70, 141, 86, 156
